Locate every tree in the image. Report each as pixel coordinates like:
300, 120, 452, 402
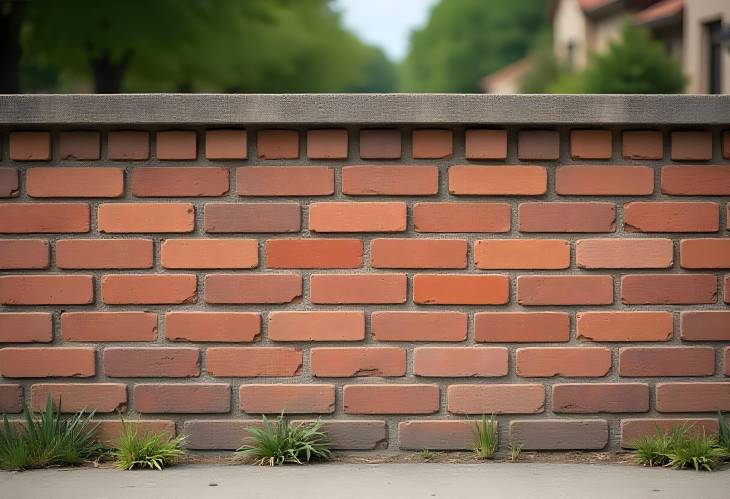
0, 0, 27, 93
346, 46, 397, 93
400, 0, 546, 92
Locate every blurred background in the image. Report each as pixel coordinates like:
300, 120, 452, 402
1, 0, 728, 94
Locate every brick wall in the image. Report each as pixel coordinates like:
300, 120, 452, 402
0, 95, 729, 452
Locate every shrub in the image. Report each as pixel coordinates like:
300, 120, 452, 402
113, 420, 186, 470
237, 414, 331, 466
0, 396, 100, 471
473, 414, 498, 459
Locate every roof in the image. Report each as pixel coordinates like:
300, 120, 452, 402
480, 57, 534, 93
635, 0, 683, 27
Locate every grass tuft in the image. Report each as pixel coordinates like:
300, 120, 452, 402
473, 414, 498, 459
113, 420, 186, 470
633, 423, 728, 471
717, 411, 730, 453
237, 414, 331, 466
508, 441, 523, 462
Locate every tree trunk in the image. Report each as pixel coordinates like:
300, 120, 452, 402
90, 49, 131, 93
0, 0, 27, 93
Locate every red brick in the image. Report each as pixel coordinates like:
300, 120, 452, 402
516, 347, 611, 377
59, 131, 101, 160
518, 130, 559, 160
0, 203, 89, 233
26, 167, 123, 198
205, 129, 247, 159
398, 420, 475, 450
448, 165, 546, 195
0, 385, 23, 413
465, 129, 507, 159
257, 130, 299, 159
131, 167, 228, 197
240, 384, 334, 414
475, 239, 569, 269
344, 384, 439, 414
98, 203, 194, 233
412, 129, 452, 158
0, 313, 52, 343
182, 420, 266, 450
662, 166, 730, 195
292, 420, 387, 450
414, 347, 508, 377
31, 384, 126, 413
577, 311, 673, 342
268, 311, 364, 341
414, 274, 509, 305
236, 167, 333, 196
311, 347, 406, 377
94, 420, 175, 446
310, 274, 406, 304
204, 203, 300, 233
553, 383, 649, 413
342, 165, 438, 195
518, 275, 613, 305
656, 382, 730, 412
359, 129, 401, 159
725, 131, 730, 159
620, 418, 719, 449
107, 131, 149, 160
0, 168, 18, 197
309, 202, 406, 232
576, 238, 672, 269
104, 347, 200, 377
621, 274, 716, 304
62, 312, 157, 342
204, 274, 301, 304
519, 202, 616, 233
448, 384, 545, 414
671, 131, 712, 160
681, 311, 730, 341
56, 239, 153, 269
570, 130, 612, 159
156, 130, 197, 160
307, 129, 348, 159
680, 239, 730, 268
9, 131, 51, 160
371, 238, 466, 268
0, 348, 94, 377
413, 202, 511, 233
556, 166, 654, 195
265, 239, 362, 268
165, 312, 260, 342
0, 239, 49, 269
207, 348, 302, 377
101, 274, 196, 304
475, 312, 570, 343
134, 384, 230, 413
622, 130, 663, 159
371, 311, 467, 342
0, 275, 93, 305
624, 202, 719, 232
510, 420, 609, 450
619, 347, 715, 377
161, 239, 257, 269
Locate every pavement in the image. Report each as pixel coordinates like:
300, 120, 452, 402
2, 463, 729, 499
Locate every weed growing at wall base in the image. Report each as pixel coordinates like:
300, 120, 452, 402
237, 415, 331, 466
633, 424, 728, 471
113, 419, 186, 470
473, 414, 498, 459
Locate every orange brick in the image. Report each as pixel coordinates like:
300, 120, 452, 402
134, 384, 230, 413
680, 239, 730, 268
624, 202, 719, 232
413, 202, 510, 233
61, 312, 158, 342
671, 131, 712, 160
107, 131, 149, 160
0, 313, 53, 343
257, 130, 299, 159
9, 131, 51, 160
414, 347, 508, 377
474, 239, 569, 269
619, 347, 715, 377
681, 311, 730, 341
344, 385, 439, 414
0, 168, 18, 197
0, 275, 93, 305
307, 129, 348, 159
448, 384, 545, 414
98, 203, 194, 233
311, 347, 406, 377
342, 165, 438, 195
570, 130, 612, 159
240, 384, 334, 414
161, 239, 258, 269
104, 347, 200, 377
576, 238, 673, 269
515, 348, 611, 377
268, 311, 364, 341
94, 420, 175, 446
519, 202, 616, 233
412, 129, 452, 158
414, 274, 509, 305
0, 203, 89, 233
236, 167, 333, 196
204, 274, 301, 304
553, 383, 649, 413
656, 382, 730, 412
448, 165, 546, 195
622, 130, 662, 159
556, 166, 653, 195
359, 129, 401, 159
310, 274, 406, 304
0, 239, 49, 269
27, 167, 123, 198
56, 239, 153, 269
156, 130, 196, 160
265, 239, 362, 268
465, 129, 507, 159
204, 203, 300, 233
205, 129, 247, 159
662, 166, 730, 195
371, 311, 467, 342
131, 167, 228, 197
577, 312, 673, 342
621, 274, 716, 304
208, 348, 302, 377
30, 384, 126, 413
518, 275, 613, 305
371, 238, 466, 268
101, 274, 196, 304
518, 130, 559, 160
475, 312, 570, 343
309, 202, 406, 232
0, 348, 95, 377
165, 312, 260, 342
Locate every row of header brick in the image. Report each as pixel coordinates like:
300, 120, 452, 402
4, 129, 730, 161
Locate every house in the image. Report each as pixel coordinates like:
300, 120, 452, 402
480, 0, 730, 94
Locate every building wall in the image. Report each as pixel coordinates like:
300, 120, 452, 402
554, 0, 590, 69
684, 0, 730, 94
0, 95, 729, 453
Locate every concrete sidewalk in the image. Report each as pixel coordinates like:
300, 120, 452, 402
2, 463, 729, 499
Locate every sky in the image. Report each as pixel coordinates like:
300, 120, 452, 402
333, 0, 439, 61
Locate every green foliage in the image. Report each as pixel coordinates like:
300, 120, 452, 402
401, 0, 547, 92
0, 397, 100, 471
519, 30, 567, 94
113, 420, 186, 471
717, 412, 730, 452
633, 424, 728, 471
237, 414, 331, 466
508, 441, 523, 462
633, 426, 681, 467
473, 414, 498, 459
420, 448, 434, 461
